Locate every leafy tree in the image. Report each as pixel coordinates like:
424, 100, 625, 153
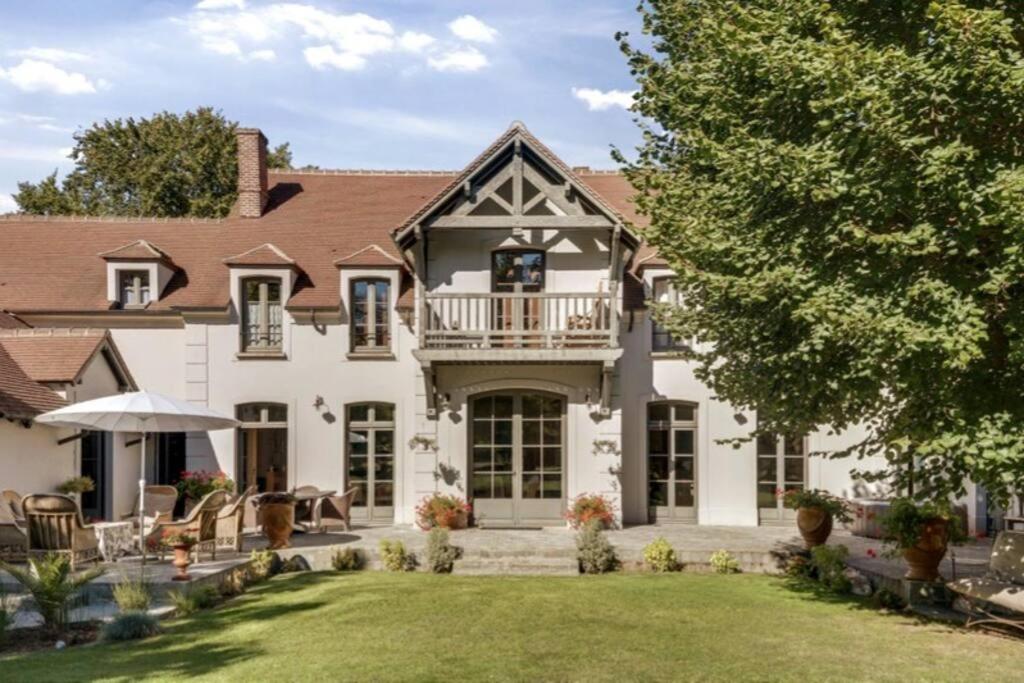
619, 1, 1024, 506
14, 107, 293, 218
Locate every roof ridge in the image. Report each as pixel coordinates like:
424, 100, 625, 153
0, 214, 223, 224
0, 327, 107, 338
269, 168, 459, 176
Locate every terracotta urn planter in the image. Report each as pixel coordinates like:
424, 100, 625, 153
260, 501, 295, 549
171, 544, 193, 581
902, 517, 950, 582
796, 506, 834, 549
443, 509, 469, 530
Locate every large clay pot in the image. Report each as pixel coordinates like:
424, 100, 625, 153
172, 544, 192, 581
796, 506, 833, 549
445, 509, 468, 530
260, 502, 295, 549
902, 517, 949, 582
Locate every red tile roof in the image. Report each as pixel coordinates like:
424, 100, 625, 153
98, 239, 170, 261
0, 331, 107, 383
334, 244, 404, 268
0, 311, 28, 329
0, 344, 66, 420
223, 243, 296, 267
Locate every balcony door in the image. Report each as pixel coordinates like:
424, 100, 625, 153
471, 391, 564, 527
491, 250, 544, 345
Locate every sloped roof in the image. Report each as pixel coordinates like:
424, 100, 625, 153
334, 244, 404, 268
0, 311, 28, 329
0, 344, 66, 420
98, 239, 170, 261
223, 243, 296, 267
0, 330, 108, 383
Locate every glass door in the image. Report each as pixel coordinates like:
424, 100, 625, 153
491, 250, 545, 346
80, 431, 111, 520
471, 392, 564, 527
346, 403, 395, 523
647, 403, 697, 523
757, 433, 807, 523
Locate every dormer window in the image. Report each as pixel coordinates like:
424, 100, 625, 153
351, 279, 390, 353
242, 277, 283, 352
119, 270, 151, 308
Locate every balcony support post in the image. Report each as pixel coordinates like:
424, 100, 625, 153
599, 359, 614, 417
420, 359, 437, 419
608, 224, 622, 349
414, 225, 427, 349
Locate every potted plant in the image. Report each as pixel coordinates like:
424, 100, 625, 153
162, 529, 198, 581
880, 497, 964, 582
57, 476, 95, 505
415, 493, 471, 530
780, 488, 852, 549
255, 492, 296, 549
176, 470, 235, 514
565, 493, 616, 530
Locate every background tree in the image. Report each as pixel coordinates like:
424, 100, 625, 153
619, 1, 1024, 506
13, 107, 294, 218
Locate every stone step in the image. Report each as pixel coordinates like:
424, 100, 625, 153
452, 557, 579, 576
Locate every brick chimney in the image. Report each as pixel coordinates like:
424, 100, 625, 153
237, 128, 268, 218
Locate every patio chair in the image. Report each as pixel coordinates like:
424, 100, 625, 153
143, 489, 228, 563
120, 485, 178, 528
216, 485, 256, 552
319, 488, 359, 533
1, 490, 25, 530
0, 494, 26, 562
292, 485, 324, 531
22, 494, 100, 570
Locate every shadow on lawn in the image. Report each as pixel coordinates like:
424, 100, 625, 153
0, 573, 337, 680
775, 576, 948, 629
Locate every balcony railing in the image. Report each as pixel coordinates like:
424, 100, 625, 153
421, 292, 616, 350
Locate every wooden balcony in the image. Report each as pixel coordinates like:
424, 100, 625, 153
420, 291, 618, 354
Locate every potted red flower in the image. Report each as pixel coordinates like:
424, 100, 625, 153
415, 493, 471, 530
176, 470, 235, 514
880, 498, 965, 582
565, 493, 616, 530
162, 529, 199, 581
779, 488, 852, 549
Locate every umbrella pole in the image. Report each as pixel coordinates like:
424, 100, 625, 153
139, 431, 147, 578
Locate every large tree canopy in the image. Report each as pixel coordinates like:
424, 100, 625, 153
620, 1, 1024, 505
14, 107, 293, 218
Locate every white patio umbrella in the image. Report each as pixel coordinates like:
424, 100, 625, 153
35, 391, 239, 570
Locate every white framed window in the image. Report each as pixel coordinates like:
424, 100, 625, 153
757, 433, 808, 521
241, 277, 283, 352
651, 276, 688, 352
350, 279, 391, 353
119, 270, 151, 308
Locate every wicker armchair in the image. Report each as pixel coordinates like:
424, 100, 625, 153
319, 488, 359, 533
1, 490, 25, 530
121, 485, 178, 528
22, 494, 99, 570
0, 492, 26, 562
143, 489, 228, 563
216, 486, 255, 552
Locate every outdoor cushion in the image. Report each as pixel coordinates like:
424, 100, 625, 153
987, 531, 1024, 584
949, 576, 1024, 613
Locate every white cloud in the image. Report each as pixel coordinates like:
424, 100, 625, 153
0, 59, 97, 95
398, 31, 435, 53
304, 45, 366, 71
248, 49, 276, 61
428, 47, 488, 73
0, 193, 18, 214
448, 15, 498, 43
201, 36, 243, 56
195, 0, 245, 9
8, 47, 91, 63
572, 87, 636, 111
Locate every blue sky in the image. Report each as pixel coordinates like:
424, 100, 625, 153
0, 0, 644, 213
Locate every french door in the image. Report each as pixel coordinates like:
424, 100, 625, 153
647, 402, 697, 523
757, 433, 807, 523
346, 403, 395, 524
470, 392, 565, 527
79, 431, 111, 520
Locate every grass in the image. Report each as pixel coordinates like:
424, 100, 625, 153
0, 572, 1019, 682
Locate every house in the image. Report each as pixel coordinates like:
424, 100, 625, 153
1, 122, 972, 530
0, 315, 138, 519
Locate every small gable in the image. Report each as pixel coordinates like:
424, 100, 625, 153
223, 243, 296, 267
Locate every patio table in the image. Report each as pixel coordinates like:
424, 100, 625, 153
93, 521, 135, 561
293, 490, 336, 532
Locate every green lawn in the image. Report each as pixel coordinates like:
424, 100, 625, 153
1, 572, 1019, 682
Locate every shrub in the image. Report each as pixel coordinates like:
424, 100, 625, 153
379, 539, 416, 572
565, 494, 616, 530
415, 493, 471, 530
424, 528, 462, 574
780, 488, 853, 523
642, 538, 678, 572
112, 579, 151, 613
249, 549, 282, 580
871, 587, 907, 611
168, 583, 222, 616
0, 588, 12, 646
332, 547, 366, 572
0, 554, 104, 633
809, 545, 851, 593
576, 521, 619, 574
219, 567, 250, 597
784, 554, 812, 579
709, 550, 740, 574
56, 476, 95, 495
101, 611, 161, 641
280, 556, 310, 574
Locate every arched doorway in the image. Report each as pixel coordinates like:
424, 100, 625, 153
470, 390, 565, 527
